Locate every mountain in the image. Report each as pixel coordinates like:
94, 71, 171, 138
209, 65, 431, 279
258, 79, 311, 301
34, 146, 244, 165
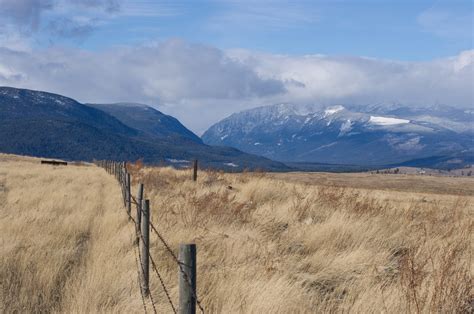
0, 87, 289, 171
202, 103, 473, 167
87, 103, 202, 143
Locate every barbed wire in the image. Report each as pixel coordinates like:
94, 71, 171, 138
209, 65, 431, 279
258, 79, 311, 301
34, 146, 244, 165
128, 210, 174, 314
127, 177, 204, 313
132, 233, 148, 314
98, 162, 152, 313
148, 248, 177, 314
98, 161, 205, 313
148, 220, 205, 314
129, 213, 157, 314
127, 215, 158, 314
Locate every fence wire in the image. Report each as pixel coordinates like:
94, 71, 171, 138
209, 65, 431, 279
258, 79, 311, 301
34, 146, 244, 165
148, 220, 205, 314
97, 160, 205, 314
132, 232, 149, 314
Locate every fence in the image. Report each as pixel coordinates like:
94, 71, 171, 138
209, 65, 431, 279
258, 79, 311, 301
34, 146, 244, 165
95, 160, 204, 314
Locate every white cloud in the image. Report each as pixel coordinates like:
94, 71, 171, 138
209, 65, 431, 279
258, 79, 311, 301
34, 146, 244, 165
0, 40, 285, 132
0, 40, 472, 134
228, 49, 474, 109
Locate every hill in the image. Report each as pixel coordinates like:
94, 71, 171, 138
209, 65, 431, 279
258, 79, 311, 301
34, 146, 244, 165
0, 87, 288, 171
202, 103, 473, 167
87, 102, 202, 143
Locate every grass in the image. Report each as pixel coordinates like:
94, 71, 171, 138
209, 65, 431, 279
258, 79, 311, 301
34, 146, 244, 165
0, 155, 142, 313
1, 154, 472, 313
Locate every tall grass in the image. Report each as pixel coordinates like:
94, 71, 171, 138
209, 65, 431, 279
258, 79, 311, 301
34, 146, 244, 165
0, 158, 142, 313
133, 166, 473, 313
0, 155, 472, 313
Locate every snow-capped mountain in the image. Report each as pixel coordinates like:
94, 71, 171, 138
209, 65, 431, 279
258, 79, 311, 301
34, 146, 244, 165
202, 104, 473, 166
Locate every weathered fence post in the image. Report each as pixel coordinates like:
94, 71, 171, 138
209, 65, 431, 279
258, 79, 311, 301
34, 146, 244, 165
120, 163, 124, 184
136, 183, 144, 233
179, 243, 197, 314
126, 172, 131, 218
121, 168, 126, 206
118, 162, 121, 182
193, 160, 198, 182
140, 200, 150, 296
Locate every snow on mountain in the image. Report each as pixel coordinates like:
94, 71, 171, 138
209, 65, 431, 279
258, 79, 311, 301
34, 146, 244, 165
324, 105, 345, 117
369, 116, 410, 126
202, 103, 473, 166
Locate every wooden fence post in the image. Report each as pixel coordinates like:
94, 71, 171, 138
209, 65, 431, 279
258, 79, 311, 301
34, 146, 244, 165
193, 160, 198, 182
179, 243, 197, 314
126, 172, 131, 218
140, 200, 150, 297
117, 162, 121, 182
136, 183, 144, 233
122, 162, 126, 184
121, 168, 126, 206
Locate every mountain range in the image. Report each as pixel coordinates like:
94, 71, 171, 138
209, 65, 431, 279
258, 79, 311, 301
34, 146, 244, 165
1, 86, 472, 171
202, 103, 473, 168
0, 87, 288, 171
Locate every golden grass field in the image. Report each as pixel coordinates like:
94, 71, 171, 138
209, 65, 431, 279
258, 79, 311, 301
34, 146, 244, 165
1, 153, 472, 313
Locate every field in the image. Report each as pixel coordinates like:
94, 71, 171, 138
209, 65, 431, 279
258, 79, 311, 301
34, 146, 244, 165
1, 154, 473, 313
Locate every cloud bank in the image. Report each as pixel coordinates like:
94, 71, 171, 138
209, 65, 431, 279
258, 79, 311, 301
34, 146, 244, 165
0, 39, 472, 133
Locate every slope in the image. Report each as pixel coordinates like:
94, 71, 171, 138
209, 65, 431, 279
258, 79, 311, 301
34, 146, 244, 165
0, 87, 288, 171
203, 103, 473, 166
87, 102, 202, 143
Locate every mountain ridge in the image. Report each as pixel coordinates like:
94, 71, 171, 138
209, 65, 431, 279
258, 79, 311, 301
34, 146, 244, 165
202, 103, 473, 167
87, 102, 203, 143
0, 86, 289, 171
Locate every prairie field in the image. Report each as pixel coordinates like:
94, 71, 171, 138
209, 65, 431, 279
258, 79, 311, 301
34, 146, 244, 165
1, 154, 473, 313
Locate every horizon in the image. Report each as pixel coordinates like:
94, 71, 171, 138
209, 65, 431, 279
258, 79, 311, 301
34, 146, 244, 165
0, 0, 473, 133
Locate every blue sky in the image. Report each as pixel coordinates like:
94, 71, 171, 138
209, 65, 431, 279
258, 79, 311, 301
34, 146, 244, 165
0, 0, 472, 132
34, 0, 474, 60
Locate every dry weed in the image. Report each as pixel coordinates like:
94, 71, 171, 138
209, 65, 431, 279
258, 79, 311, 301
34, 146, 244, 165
1, 156, 472, 313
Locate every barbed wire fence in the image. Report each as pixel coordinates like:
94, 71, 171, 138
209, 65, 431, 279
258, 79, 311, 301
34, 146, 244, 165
95, 160, 204, 314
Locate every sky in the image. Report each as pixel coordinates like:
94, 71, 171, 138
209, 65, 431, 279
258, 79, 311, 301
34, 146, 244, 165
0, 0, 473, 133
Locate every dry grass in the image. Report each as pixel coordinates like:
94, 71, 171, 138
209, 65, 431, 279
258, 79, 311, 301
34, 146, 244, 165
132, 165, 473, 313
269, 171, 474, 195
0, 155, 143, 313
1, 154, 472, 313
